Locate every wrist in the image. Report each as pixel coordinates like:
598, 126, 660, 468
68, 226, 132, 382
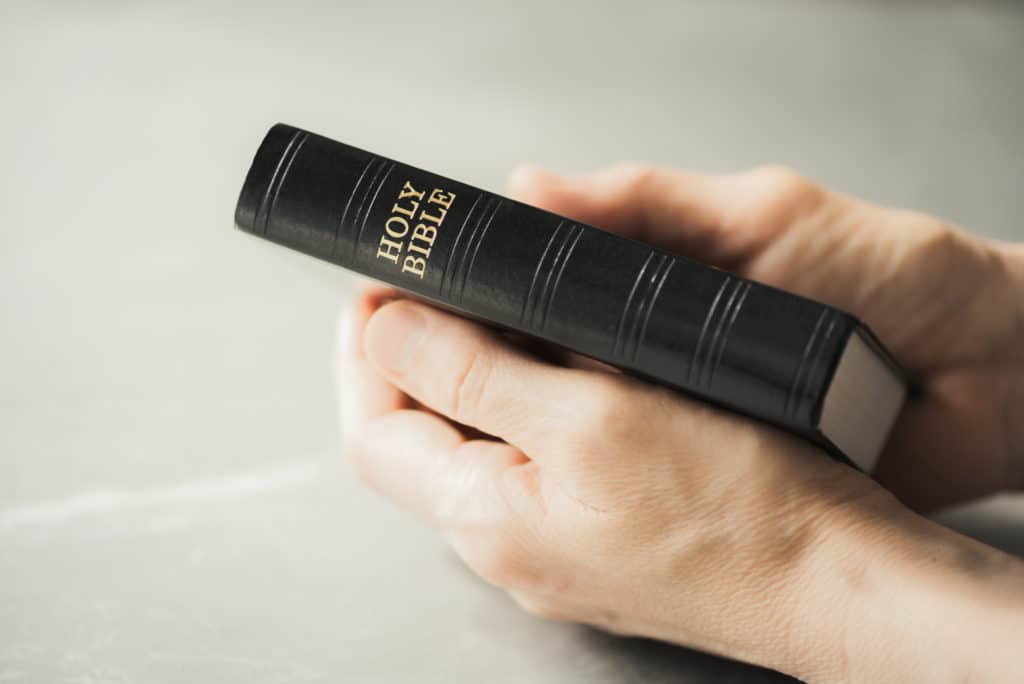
793, 491, 1024, 683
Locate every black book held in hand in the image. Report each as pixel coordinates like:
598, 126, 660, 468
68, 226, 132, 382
234, 123, 907, 472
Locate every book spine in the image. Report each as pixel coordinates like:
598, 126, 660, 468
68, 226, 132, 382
236, 124, 856, 434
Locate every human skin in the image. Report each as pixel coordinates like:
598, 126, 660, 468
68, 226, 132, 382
337, 164, 1024, 682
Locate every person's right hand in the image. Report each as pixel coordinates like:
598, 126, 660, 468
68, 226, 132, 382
505, 163, 1024, 512
339, 163, 1024, 683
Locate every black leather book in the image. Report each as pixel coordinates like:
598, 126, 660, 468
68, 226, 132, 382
235, 123, 907, 471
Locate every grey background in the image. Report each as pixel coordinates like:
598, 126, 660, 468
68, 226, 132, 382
2, 1, 1023, 682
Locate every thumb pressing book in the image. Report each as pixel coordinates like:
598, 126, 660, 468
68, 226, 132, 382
234, 123, 907, 472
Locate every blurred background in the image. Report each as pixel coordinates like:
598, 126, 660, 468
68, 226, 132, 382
2, 1, 1023, 682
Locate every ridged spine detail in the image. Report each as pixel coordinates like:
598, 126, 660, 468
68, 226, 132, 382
614, 252, 675, 363
254, 129, 308, 236
350, 159, 395, 260
521, 222, 583, 332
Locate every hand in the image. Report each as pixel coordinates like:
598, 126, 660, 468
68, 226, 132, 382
502, 164, 1024, 511
337, 165, 1024, 682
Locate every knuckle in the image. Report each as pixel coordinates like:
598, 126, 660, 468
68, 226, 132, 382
599, 162, 659, 200
579, 382, 627, 425
513, 594, 566, 621
548, 377, 651, 454
615, 163, 663, 203
448, 346, 494, 424
738, 165, 824, 228
891, 214, 976, 280
909, 218, 961, 260
468, 539, 527, 589
573, 379, 638, 439
614, 161, 656, 186
749, 164, 809, 195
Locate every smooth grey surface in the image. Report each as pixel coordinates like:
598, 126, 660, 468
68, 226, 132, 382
2, 1, 1023, 682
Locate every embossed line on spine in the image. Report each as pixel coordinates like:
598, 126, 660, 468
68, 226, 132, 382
440, 193, 483, 300
785, 308, 830, 419
332, 155, 379, 258
521, 221, 565, 326
688, 276, 732, 387
255, 130, 308, 236
700, 280, 748, 388
451, 197, 503, 306
706, 281, 752, 387
350, 160, 395, 260
632, 257, 675, 364
615, 252, 674, 363
614, 252, 656, 359
536, 224, 582, 332
796, 310, 839, 420
525, 223, 583, 331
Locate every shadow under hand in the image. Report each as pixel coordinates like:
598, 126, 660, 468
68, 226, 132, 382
576, 627, 797, 684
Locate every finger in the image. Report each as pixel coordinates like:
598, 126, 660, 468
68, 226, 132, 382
336, 281, 408, 440
350, 408, 529, 526
505, 163, 808, 267
351, 407, 550, 591
337, 284, 500, 436
560, 352, 620, 374
875, 370, 1014, 512
498, 332, 620, 375
362, 299, 626, 457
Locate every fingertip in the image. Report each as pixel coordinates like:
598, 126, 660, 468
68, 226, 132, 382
339, 283, 404, 358
362, 299, 429, 377
337, 298, 414, 440
505, 164, 561, 201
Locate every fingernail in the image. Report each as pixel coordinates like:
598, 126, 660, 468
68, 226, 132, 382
366, 302, 427, 375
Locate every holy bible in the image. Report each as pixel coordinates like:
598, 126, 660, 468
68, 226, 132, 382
234, 123, 907, 472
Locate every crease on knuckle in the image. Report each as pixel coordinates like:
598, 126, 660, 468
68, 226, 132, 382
606, 161, 654, 187
622, 163, 660, 207
449, 346, 493, 424
603, 163, 658, 224
566, 379, 646, 451
733, 164, 825, 233
618, 162, 657, 190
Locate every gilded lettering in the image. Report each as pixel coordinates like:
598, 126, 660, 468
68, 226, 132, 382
407, 240, 431, 257
376, 236, 403, 264
399, 181, 426, 202
402, 255, 427, 278
390, 199, 419, 219
427, 188, 455, 210
418, 206, 447, 225
377, 180, 453, 277
412, 223, 437, 245
384, 215, 410, 239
